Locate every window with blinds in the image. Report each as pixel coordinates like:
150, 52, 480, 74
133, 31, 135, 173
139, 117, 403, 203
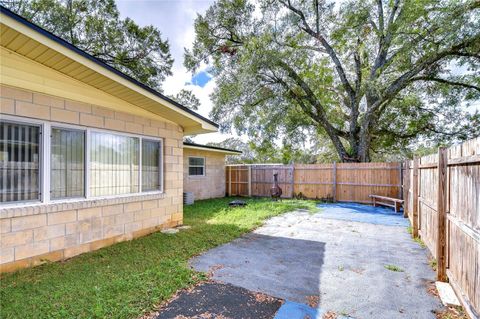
142, 139, 161, 191
188, 157, 205, 176
89, 132, 140, 197
0, 121, 41, 203
51, 128, 85, 199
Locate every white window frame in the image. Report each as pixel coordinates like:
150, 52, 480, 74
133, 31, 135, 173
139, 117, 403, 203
188, 156, 206, 177
0, 117, 44, 204
0, 115, 164, 207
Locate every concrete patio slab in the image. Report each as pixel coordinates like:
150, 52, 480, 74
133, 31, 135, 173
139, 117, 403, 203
190, 203, 443, 319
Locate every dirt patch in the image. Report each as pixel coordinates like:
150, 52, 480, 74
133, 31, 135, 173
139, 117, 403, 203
207, 264, 224, 278
426, 281, 440, 298
306, 295, 319, 308
173, 313, 231, 319
434, 306, 468, 319
323, 311, 338, 319
350, 267, 365, 274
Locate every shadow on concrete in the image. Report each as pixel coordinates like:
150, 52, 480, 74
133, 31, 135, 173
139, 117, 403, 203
190, 232, 326, 304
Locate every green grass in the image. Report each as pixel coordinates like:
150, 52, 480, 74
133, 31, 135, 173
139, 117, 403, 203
429, 257, 437, 271
384, 264, 405, 272
413, 236, 426, 248
0, 197, 316, 319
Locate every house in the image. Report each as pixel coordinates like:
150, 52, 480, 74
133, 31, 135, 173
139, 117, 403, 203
0, 7, 224, 273
183, 142, 241, 200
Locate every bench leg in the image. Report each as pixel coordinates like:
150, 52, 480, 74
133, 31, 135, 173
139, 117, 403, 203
373, 198, 376, 207
394, 202, 399, 213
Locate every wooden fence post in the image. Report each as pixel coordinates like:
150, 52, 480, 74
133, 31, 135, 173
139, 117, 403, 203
412, 157, 419, 238
437, 147, 448, 282
398, 163, 403, 200
402, 160, 409, 218
290, 164, 295, 198
228, 166, 232, 196
248, 165, 252, 197
332, 162, 337, 202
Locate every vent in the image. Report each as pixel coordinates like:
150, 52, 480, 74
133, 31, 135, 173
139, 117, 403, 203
183, 192, 194, 205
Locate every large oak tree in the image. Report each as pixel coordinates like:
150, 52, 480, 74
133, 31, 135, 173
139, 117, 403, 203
186, 0, 480, 162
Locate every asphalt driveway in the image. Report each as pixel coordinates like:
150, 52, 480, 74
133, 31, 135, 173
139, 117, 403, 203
189, 203, 443, 319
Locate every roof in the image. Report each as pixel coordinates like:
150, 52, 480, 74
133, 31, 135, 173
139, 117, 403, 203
183, 142, 242, 155
0, 6, 218, 135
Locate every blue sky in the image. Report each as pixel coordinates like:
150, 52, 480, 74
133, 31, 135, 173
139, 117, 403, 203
116, 0, 235, 143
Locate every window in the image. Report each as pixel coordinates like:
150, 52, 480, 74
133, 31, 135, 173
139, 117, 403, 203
0, 121, 41, 203
89, 132, 139, 197
188, 157, 205, 176
0, 116, 163, 204
142, 139, 162, 191
51, 128, 85, 199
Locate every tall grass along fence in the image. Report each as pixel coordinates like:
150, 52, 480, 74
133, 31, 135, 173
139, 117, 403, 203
403, 137, 479, 318
226, 162, 402, 204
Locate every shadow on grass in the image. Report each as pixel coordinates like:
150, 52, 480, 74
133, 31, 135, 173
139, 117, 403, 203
0, 197, 317, 319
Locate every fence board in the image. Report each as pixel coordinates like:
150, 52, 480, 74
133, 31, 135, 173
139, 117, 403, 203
403, 137, 480, 317
226, 162, 402, 204
228, 137, 480, 317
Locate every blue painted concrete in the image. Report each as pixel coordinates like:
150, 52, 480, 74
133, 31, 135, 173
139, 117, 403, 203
274, 300, 351, 319
317, 202, 409, 227
274, 301, 319, 319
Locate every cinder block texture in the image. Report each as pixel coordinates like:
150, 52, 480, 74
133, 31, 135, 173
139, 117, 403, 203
0, 85, 184, 273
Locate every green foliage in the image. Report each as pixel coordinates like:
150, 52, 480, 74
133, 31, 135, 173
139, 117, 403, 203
1, 0, 173, 91
168, 89, 201, 111
186, 0, 480, 162
414, 237, 427, 248
0, 197, 316, 318
207, 137, 324, 164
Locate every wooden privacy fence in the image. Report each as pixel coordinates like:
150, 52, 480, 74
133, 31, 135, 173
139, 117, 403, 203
226, 162, 402, 204
403, 137, 479, 318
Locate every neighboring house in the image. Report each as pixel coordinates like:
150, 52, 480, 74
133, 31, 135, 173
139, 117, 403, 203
183, 142, 242, 200
0, 7, 220, 272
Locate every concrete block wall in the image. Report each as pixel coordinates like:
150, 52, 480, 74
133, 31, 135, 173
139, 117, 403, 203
183, 148, 226, 200
0, 84, 184, 273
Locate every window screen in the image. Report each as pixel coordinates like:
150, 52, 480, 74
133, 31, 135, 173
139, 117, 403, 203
0, 121, 41, 203
89, 132, 139, 197
142, 139, 161, 191
51, 128, 85, 199
188, 157, 205, 176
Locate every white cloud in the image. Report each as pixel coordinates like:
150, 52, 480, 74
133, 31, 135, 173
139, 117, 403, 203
115, 0, 240, 144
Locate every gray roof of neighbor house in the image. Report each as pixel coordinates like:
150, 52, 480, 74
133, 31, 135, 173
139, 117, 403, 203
183, 142, 242, 155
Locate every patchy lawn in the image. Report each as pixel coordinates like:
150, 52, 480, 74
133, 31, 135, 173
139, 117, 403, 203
0, 197, 316, 319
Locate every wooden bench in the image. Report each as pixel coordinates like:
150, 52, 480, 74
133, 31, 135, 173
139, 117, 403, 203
369, 195, 404, 213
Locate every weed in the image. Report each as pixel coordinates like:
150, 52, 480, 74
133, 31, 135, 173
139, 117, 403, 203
413, 237, 426, 248
384, 264, 405, 272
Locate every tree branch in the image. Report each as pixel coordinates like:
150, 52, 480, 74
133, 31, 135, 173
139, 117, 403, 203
279, 0, 356, 102
410, 76, 480, 92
